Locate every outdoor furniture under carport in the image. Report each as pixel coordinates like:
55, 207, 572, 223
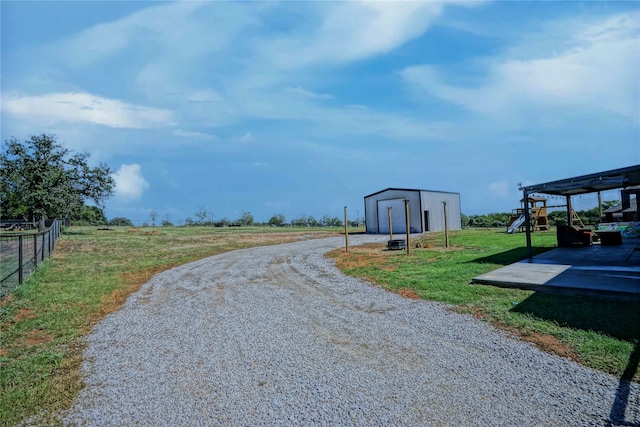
519, 165, 640, 258
556, 225, 593, 247
597, 230, 623, 246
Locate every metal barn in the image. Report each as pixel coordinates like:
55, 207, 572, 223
364, 188, 461, 234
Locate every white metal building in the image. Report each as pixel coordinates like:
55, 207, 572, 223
364, 188, 461, 234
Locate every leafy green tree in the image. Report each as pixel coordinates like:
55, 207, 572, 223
0, 134, 114, 229
268, 214, 286, 226
215, 218, 230, 227
460, 213, 469, 228
291, 214, 318, 227
237, 211, 254, 226
108, 217, 134, 227
73, 205, 108, 226
320, 214, 342, 227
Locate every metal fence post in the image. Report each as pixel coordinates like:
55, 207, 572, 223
18, 235, 24, 285
41, 233, 46, 261
33, 234, 38, 269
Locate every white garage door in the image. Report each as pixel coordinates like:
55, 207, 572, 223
377, 199, 406, 234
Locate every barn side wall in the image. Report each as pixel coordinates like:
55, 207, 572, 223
420, 191, 462, 232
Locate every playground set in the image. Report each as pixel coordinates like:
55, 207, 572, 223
506, 195, 584, 234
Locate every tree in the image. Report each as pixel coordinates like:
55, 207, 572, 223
108, 217, 134, 227
149, 209, 159, 226
460, 213, 469, 229
291, 214, 318, 227
268, 214, 285, 226
195, 206, 207, 224
320, 214, 342, 227
73, 205, 108, 226
237, 211, 254, 226
1, 134, 114, 229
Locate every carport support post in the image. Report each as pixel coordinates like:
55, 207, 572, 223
598, 192, 603, 222
566, 195, 573, 227
523, 190, 533, 259
387, 207, 393, 241
405, 199, 410, 255
344, 206, 349, 253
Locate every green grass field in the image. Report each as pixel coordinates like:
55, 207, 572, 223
328, 229, 639, 383
1, 226, 637, 425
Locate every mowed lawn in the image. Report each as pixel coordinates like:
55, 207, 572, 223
328, 229, 639, 383
1, 226, 638, 426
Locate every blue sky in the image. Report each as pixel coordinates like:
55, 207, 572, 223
2, 1, 639, 224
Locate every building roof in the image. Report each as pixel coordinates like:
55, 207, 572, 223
364, 188, 460, 198
520, 165, 640, 196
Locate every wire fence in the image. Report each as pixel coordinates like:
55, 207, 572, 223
0, 219, 62, 299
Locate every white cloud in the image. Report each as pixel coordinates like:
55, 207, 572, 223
53, 2, 210, 67
2, 92, 174, 128
286, 86, 334, 100
113, 164, 150, 199
263, 1, 480, 69
174, 129, 218, 140
401, 10, 640, 124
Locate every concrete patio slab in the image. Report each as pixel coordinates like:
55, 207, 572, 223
472, 239, 640, 299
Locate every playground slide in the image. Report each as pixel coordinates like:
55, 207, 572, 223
507, 214, 525, 234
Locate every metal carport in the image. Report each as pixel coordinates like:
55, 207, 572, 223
519, 165, 640, 259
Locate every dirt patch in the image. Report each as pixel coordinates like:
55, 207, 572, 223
14, 308, 37, 322
327, 243, 400, 271
396, 288, 421, 299
500, 323, 578, 360
26, 329, 52, 346
0, 347, 8, 356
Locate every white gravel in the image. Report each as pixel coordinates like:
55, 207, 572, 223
53, 235, 638, 426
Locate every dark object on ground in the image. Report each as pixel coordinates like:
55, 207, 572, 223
597, 230, 623, 246
556, 225, 592, 247
387, 239, 406, 250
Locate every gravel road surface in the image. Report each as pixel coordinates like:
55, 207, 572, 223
58, 235, 638, 426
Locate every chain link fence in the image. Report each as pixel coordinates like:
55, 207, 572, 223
0, 219, 62, 299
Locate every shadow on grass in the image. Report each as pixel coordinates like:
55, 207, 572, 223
469, 246, 554, 266
512, 293, 640, 426
512, 292, 639, 342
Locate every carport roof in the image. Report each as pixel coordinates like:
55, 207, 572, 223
520, 165, 640, 196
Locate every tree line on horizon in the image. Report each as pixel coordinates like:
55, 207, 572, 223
1, 134, 619, 231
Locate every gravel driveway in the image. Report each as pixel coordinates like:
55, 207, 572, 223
58, 236, 638, 426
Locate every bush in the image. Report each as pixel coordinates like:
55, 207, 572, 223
108, 217, 134, 227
